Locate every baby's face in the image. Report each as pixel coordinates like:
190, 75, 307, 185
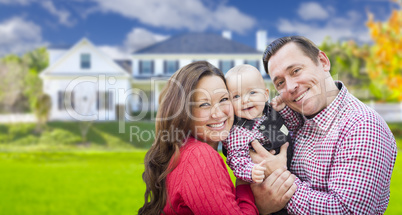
226, 73, 269, 120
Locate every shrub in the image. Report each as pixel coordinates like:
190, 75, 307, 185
10, 135, 39, 145
39, 129, 81, 145
0, 133, 9, 144
8, 124, 36, 140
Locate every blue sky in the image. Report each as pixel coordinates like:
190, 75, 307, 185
0, 0, 399, 58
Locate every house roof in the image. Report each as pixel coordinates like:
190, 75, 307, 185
134, 33, 260, 54
40, 38, 129, 78
114, 60, 132, 74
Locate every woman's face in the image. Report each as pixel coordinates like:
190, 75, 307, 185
189, 75, 234, 148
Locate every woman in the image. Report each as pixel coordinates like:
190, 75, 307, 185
138, 61, 294, 214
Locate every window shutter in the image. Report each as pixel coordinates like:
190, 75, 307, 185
164, 61, 167, 74
58, 91, 63, 110
139, 60, 143, 75
108, 92, 114, 110
96, 91, 99, 110
71, 92, 75, 110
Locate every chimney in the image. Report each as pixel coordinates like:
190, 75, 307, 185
222, 31, 232, 40
256, 30, 267, 52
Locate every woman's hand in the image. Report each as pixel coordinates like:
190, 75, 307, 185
250, 167, 297, 214
250, 140, 288, 177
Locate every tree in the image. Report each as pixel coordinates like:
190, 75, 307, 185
0, 55, 29, 112
366, 0, 402, 101
0, 47, 49, 115
22, 47, 48, 73
33, 93, 51, 132
22, 47, 49, 113
319, 37, 371, 99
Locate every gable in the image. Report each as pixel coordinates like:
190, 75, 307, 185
41, 38, 129, 77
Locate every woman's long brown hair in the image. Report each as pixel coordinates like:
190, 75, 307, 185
138, 61, 226, 214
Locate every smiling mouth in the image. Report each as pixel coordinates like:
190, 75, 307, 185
294, 89, 309, 102
242, 107, 254, 111
208, 120, 225, 128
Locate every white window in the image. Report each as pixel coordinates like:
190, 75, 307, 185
219, 60, 234, 74
97, 91, 114, 110
164, 60, 178, 74
139, 60, 153, 75
245, 60, 259, 69
58, 91, 75, 110
81, 54, 91, 69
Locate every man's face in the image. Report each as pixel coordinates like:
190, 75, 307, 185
267, 42, 331, 117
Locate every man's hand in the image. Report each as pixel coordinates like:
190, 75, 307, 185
251, 167, 297, 214
250, 140, 288, 177
271, 95, 286, 112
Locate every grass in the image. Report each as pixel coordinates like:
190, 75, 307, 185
0, 150, 147, 215
0, 150, 400, 214
0, 121, 400, 214
387, 151, 402, 214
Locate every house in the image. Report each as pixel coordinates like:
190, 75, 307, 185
40, 38, 132, 121
40, 31, 269, 121
131, 30, 269, 112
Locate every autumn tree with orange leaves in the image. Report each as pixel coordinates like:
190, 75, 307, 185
366, 0, 402, 101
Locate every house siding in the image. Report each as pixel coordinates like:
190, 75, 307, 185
41, 38, 131, 121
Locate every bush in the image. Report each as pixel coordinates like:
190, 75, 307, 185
8, 124, 36, 139
10, 135, 39, 146
39, 129, 81, 145
0, 133, 9, 144
129, 111, 157, 121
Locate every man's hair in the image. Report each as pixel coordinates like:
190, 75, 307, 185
262, 36, 320, 74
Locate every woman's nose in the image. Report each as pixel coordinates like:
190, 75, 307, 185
211, 104, 225, 119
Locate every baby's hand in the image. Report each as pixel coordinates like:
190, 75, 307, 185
271, 95, 286, 111
252, 160, 267, 183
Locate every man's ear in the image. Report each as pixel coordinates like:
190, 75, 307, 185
318, 51, 331, 72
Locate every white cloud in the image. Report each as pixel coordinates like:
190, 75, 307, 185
0, 17, 47, 56
98, 46, 130, 60
0, 0, 31, 5
124, 28, 169, 52
278, 2, 371, 44
98, 28, 169, 59
40, 1, 75, 27
88, 0, 256, 34
277, 18, 370, 44
298, 2, 329, 20
0, 0, 75, 27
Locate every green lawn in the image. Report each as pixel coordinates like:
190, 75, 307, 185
387, 151, 402, 214
0, 151, 147, 215
0, 121, 400, 214
0, 150, 400, 214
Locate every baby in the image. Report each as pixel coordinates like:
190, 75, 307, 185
223, 64, 292, 183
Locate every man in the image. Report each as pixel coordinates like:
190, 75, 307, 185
251, 36, 397, 214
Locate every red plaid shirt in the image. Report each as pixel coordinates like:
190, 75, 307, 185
223, 115, 270, 183
280, 82, 397, 214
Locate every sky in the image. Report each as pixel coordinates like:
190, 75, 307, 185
0, 0, 399, 59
